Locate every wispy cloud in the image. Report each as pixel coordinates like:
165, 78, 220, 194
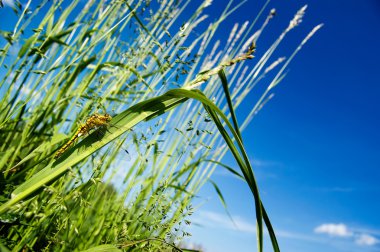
355, 234, 379, 246
352, 227, 380, 237
194, 211, 380, 249
194, 210, 320, 242
314, 223, 380, 247
251, 158, 283, 168
275, 230, 322, 243
316, 187, 355, 193
196, 210, 256, 233
213, 158, 283, 180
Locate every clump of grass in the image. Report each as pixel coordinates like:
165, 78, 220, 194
0, 0, 321, 251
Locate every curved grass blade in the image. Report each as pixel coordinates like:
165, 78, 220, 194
1, 88, 279, 252
209, 179, 236, 227
3, 134, 67, 175
166, 88, 265, 252
0, 241, 10, 252
218, 70, 281, 251
218, 69, 242, 140
80, 245, 122, 252
209, 179, 228, 209
0, 94, 188, 214
204, 159, 245, 181
204, 102, 264, 252
262, 202, 280, 252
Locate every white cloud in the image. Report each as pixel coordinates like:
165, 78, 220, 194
355, 234, 379, 246
3, 0, 15, 7
315, 223, 380, 247
195, 213, 380, 248
314, 223, 353, 237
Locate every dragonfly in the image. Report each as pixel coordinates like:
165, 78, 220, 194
54, 113, 130, 160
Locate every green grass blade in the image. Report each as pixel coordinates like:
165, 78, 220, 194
262, 202, 280, 252
218, 69, 242, 140
166, 88, 265, 252
1, 88, 277, 252
204, 103, 264, 252
218, 69, 280, 251
209, 179, 228, 209
0, 94, 188, 214
80, 244, 122, 252
204, 159, 245, 181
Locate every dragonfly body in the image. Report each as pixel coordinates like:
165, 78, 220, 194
54, 113, 112, 159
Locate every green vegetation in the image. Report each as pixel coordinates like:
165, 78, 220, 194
0, 0, 320, 251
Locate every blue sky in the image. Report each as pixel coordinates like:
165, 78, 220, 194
186, 1, 380, 252
1, 0, 379, 251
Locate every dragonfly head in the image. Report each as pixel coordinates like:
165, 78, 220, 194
104, 113, 112, 122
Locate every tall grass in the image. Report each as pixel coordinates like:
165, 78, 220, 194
0, 0, 321, 251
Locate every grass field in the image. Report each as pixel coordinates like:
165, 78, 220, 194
0, 1, 320, 251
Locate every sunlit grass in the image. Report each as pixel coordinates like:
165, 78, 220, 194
0, 0, 320, 251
